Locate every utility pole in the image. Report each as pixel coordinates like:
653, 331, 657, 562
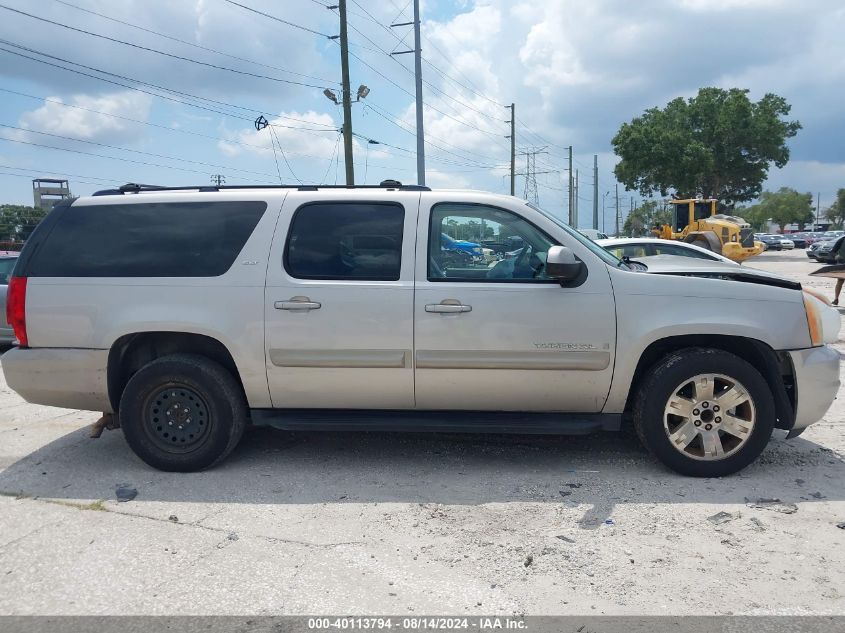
390, 0, 425, 185
210, 174, 225, 186
506, 104, 515, 195
338, 0, 354, 185
575, 169, 579, 227
592, 155, 599, 230
411, 0, 424, 186
615, 184, 620, 237
568, 146, 574, 225
817, 192, 821, 229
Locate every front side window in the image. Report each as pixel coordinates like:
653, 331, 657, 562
285, 202, 404, 281
429, 203, 556, 282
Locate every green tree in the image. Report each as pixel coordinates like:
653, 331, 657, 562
743, 188, 814, 231
623, 200, 672, 237
0, 204, 48, 243
825, 189, 845, 229
735, 204, 769, 232
612, 88, 801, 204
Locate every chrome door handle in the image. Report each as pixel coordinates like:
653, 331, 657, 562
275, 296, 321, 311
425, 300, 472, 314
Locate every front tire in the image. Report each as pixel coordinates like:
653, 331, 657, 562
119, 354, 247, 472
633, 348, 774, 477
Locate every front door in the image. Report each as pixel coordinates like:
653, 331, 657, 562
264, 192, 419, 409
413, 198, 617, 412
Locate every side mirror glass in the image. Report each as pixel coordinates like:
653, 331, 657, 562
546, 245, 583, 282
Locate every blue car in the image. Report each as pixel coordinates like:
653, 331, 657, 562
441, 233, 484, 260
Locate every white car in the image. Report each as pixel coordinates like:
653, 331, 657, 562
779, 238, 795, 250
597, 237, 739, 265
1, 182, 839, 477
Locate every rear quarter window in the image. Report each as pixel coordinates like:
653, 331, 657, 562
26, 201, 267, 277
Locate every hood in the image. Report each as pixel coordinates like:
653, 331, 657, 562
628, 254, 801, 290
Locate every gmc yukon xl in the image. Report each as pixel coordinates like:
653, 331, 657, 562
2, 182, 840, 477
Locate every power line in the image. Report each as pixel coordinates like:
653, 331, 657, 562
0, 123, 293, 179
48, 0, 339, 86
0, 88, 337, 160
222, 0, 331, 38
384, 0, 504, 108
339, 12, 508, 143
0, 136, 273, 181
0, 4, 329, 90
0, 42, 339, 131
348, 0, 505, 116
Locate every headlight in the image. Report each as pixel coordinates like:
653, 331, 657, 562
803, 289, 840, 345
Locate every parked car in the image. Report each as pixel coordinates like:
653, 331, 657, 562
814, 237, 844, 263
757, 235, 782, 251
597, 238, 738, 265
807, 239, 834, 260
2, 183, 840, 478
778, 237, 795, 250
441, 233, 484, 261
785, 234, 808, 249
0, 253, 20, 343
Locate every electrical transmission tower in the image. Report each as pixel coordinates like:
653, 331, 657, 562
210, 174, 226, 186
518, 147, 548, 206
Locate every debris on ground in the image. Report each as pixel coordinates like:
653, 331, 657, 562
810, 492, 826, 499
604, 519, 615, 526
114, 484, 137, 503
707, 511, 739, 525
523, 554, 533, 567
555, 535, 575, 543
558, 490, 572, 497
745, 498, 798, 514
837, 522, 845, 530
565, 483, 583, 489
168, 515, 178, 523
750, 517, 766, 532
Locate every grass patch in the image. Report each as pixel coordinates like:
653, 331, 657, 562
46, 499, 107, 512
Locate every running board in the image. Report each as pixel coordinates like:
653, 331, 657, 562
249, 409, 621, 435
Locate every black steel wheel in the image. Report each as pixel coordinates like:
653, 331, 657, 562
120, 354, 247, 472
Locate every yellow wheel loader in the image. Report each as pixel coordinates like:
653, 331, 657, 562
651, 198, 764, 263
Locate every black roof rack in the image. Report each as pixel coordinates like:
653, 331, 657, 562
92, 180, 431, 196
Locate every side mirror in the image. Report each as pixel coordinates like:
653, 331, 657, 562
546, 245, 583, 282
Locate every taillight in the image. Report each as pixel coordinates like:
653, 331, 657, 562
7, 276, 27, 347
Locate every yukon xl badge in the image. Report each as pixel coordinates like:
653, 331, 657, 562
534, 342, 609, 350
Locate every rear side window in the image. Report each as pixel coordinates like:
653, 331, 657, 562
284, 202, 404, 280
27, 201, 267, 277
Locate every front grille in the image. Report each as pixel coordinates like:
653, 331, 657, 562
740, 228, 755, 248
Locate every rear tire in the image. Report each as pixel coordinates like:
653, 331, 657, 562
633, 348, 774, 477
119, 354, 247, 472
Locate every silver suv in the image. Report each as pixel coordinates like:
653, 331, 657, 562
2, 182, 840, 477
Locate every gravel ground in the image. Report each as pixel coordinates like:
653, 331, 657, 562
0, 248, 843, 616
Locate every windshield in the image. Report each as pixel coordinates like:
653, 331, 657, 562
527, 202, 628, 268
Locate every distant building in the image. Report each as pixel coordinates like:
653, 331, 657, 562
32, 178, 72, 209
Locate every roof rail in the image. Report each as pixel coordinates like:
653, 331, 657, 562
92, 181, 431, 196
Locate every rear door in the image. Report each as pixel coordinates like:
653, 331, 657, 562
264, 191, 420, 409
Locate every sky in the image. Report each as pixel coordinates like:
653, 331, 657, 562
0, 0, 843, 230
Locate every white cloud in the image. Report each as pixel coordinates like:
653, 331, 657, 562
14, 91, 153, 144
426, 169, 471, 189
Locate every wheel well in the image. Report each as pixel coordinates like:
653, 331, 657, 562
625, 335, 796, 430
107, 332, 244, 412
